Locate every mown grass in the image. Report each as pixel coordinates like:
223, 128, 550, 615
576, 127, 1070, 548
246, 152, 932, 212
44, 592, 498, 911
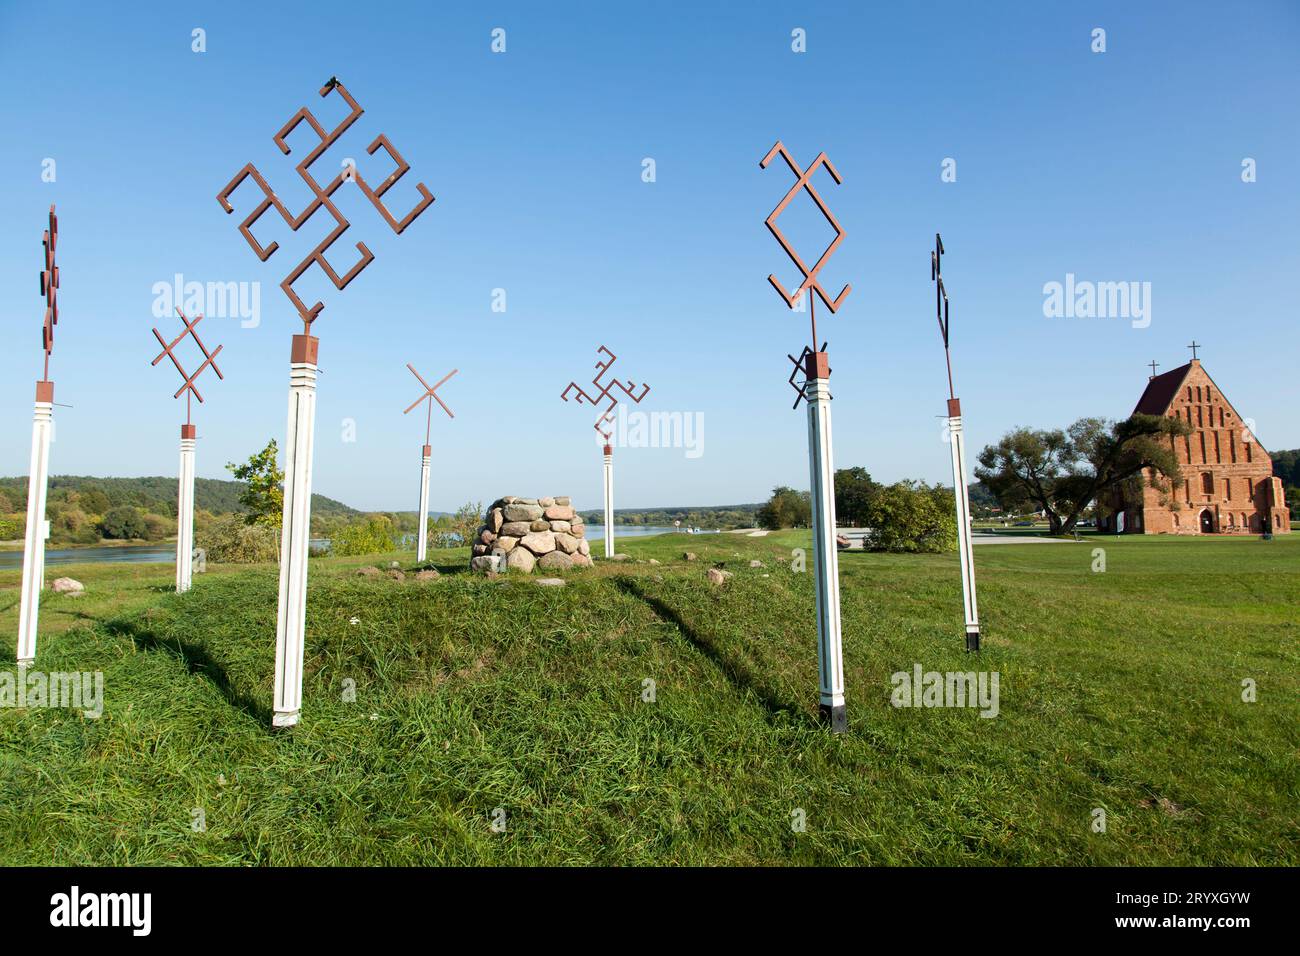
0, 530, 1295, 865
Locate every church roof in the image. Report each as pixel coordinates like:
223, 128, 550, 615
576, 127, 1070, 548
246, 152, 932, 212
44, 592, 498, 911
1132, 362, 1192, 415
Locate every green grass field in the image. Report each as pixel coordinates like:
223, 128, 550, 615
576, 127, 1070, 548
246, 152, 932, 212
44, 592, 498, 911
0, 530, 1296, 865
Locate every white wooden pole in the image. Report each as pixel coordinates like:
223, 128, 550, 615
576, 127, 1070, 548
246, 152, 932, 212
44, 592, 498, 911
273, 335, 319, 728
176, 424, 197, 593
37, 519, 48, 591
17, 382, 54, 664
947, 399, 980, 651
416, 444, 431, 563
602, 443, 614, 558
804, 357, 846, 732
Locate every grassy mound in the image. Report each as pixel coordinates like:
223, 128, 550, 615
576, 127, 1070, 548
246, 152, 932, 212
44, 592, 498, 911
0, 531, 1296, 865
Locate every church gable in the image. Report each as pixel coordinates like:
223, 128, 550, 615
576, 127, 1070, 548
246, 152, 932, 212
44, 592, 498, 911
1101, 356, 1288, 536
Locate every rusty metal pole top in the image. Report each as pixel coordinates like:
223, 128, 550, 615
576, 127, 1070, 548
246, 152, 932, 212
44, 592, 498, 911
761, 141, 851, 405
38, 204, 59, 390
403, 363, 457, 446
930, 232, 957, 405
216, 78, 434, 341
561, 345, 651, 446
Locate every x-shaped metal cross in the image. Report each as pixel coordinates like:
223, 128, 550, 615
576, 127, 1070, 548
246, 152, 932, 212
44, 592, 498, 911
151, 308, 225, 420
404, 363, 457, 444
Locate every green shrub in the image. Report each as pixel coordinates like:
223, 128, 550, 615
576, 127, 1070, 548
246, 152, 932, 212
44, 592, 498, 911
196, 513, 278, 563
863, 481, 957, 553
0, 515, 24, 541
330, 516, 397, 556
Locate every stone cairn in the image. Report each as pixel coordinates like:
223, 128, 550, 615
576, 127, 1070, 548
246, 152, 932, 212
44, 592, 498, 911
470, 496, 593, 573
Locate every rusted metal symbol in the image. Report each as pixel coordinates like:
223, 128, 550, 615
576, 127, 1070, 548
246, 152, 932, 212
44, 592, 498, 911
39, 205, 59, 379
786, 343, 830, 409
760, 141, 852, 325
216, 77, 434, 335
930, 232, 955, 400
561, 345, 650, 441
151, 308, 224, 424
403, 364, 457, 444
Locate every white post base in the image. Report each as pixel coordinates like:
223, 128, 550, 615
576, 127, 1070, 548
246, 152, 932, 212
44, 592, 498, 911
16, 390, 54, 665
805, 369, 846, 732
177, 429, 197, 593
947, 406, 981, 652
416, 446, 431, 563
602, 445, 614, 558
273, 338, 319, 729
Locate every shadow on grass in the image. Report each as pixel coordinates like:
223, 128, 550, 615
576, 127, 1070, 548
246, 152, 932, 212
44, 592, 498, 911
101, 616, 272, 726
612, 576, 813, 728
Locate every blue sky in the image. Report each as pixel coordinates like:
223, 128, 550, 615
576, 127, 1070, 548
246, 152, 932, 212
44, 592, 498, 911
1, 0, 1296, 513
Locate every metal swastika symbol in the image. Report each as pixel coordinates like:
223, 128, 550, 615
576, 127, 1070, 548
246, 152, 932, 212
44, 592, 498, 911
760, 141, 852, 316
151, 307, 224, 423
561, 345, 650, 442
39, 205, 59, 377
787, 342, 831, 410
216, 78, 434, 334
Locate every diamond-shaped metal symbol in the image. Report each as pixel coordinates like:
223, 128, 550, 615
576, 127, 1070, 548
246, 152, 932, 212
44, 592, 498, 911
760, 141, 851, 314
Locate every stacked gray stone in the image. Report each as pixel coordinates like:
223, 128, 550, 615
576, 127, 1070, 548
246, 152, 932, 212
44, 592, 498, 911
469, 496, 593, 573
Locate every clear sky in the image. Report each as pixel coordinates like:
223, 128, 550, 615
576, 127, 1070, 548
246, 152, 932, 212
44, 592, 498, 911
1, 0, 1296, 513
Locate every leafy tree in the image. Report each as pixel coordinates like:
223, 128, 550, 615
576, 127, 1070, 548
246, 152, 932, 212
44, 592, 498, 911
834, 467, 879, 527
863, 481, 957, 553
757, 486, 812, 529
99, 505, 148, 540
79, 488, 110, 515
975, 414, 1191, 535
227, 440, 284, 530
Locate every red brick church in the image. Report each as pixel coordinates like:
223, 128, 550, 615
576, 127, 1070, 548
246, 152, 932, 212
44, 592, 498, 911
1098, 356, 1289, 535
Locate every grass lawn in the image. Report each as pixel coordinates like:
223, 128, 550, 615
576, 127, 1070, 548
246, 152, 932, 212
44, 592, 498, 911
0, 530, 1295, 865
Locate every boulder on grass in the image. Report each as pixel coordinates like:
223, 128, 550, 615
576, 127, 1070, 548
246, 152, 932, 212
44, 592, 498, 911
52, 577, 84, 594
707, 568, 732, 585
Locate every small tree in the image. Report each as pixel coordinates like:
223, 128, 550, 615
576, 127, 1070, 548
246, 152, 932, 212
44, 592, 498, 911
757, 486, 812, 530
227, 440, 284, 529
448, 501, 482, 547
834, 467, 879, 527
100, 505, 148, 540
976, 414, 1191, 535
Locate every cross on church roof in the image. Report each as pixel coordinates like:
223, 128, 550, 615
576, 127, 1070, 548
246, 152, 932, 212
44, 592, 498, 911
1187, 341, 1201, 360
1148, 359, 1159, 378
